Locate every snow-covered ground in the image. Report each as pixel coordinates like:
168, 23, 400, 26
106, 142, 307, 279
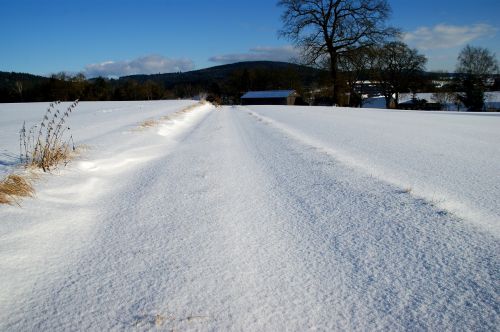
0, 102, 498, 330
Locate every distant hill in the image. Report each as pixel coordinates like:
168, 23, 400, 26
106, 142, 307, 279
118, 61, 327, 91
113, 61, 330, 102
0, 71, 49, 87
0, 71, 50, 102
121, 61, 323, 83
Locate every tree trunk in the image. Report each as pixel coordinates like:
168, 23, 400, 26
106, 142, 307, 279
329, 50, 338, 105
385, 96, 391, 109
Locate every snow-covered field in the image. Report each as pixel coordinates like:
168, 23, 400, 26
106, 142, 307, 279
0, 101, 498, 330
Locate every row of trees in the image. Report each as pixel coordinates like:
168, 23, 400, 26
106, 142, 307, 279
0, 74, 174, 103
278, 0, 499, 111
335, 41, 428, 108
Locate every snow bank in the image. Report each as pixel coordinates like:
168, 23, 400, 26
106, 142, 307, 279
0, 100, 199, 178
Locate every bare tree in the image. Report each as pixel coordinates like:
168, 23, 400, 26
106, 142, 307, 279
431, 92, 456, 111
278, 0, 398, 104
338, 46, 374, 106
372, 41, 427, 108
456, 45, 499, 111
457, 45, 499, 77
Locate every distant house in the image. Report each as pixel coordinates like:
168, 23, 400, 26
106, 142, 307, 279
241, 90, 298, 105
398, 98, 442, 111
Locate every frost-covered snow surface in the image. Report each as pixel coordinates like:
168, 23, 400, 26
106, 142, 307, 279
247, 106, 500, 237
0, 102, 499, 330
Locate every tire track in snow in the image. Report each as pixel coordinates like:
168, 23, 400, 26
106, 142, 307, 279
243, 106, 500, 237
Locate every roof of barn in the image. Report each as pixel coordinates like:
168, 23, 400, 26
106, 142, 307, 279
241, 90, 296, 99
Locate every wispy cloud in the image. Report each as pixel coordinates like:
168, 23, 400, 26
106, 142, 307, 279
209, 45, 299, 64
84, 55, 194, 78
404, 23, 497, 50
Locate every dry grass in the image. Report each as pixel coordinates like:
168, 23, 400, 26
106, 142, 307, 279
20, 100, 79, 172
138, 119, 159, 129
160, 115, 172, 121
136, 101, 208, 130
131, 311, 208, 330
0, 174, 34, 205
167, 101, 208, 118
2, 101, 80, 205
154, 314, 165, 327
183, 101, 208, 112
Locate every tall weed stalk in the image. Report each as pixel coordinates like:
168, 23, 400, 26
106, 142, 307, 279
19, 100, 79, 172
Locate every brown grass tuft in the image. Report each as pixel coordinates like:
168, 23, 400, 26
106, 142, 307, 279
138, 119, 159, 128
135, 101, 208, 130
160, 115, 172, 121
154, 314, 165, 327
0, 174, 34, 205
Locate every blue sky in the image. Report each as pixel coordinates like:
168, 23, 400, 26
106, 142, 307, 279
0, 0, 499, 77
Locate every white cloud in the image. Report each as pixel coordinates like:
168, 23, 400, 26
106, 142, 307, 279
84, 55, 194, 78
404, 23, 497, 50
209, 45, 299, 64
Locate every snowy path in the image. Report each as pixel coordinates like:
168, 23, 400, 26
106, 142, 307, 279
1, 106, 498, 330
